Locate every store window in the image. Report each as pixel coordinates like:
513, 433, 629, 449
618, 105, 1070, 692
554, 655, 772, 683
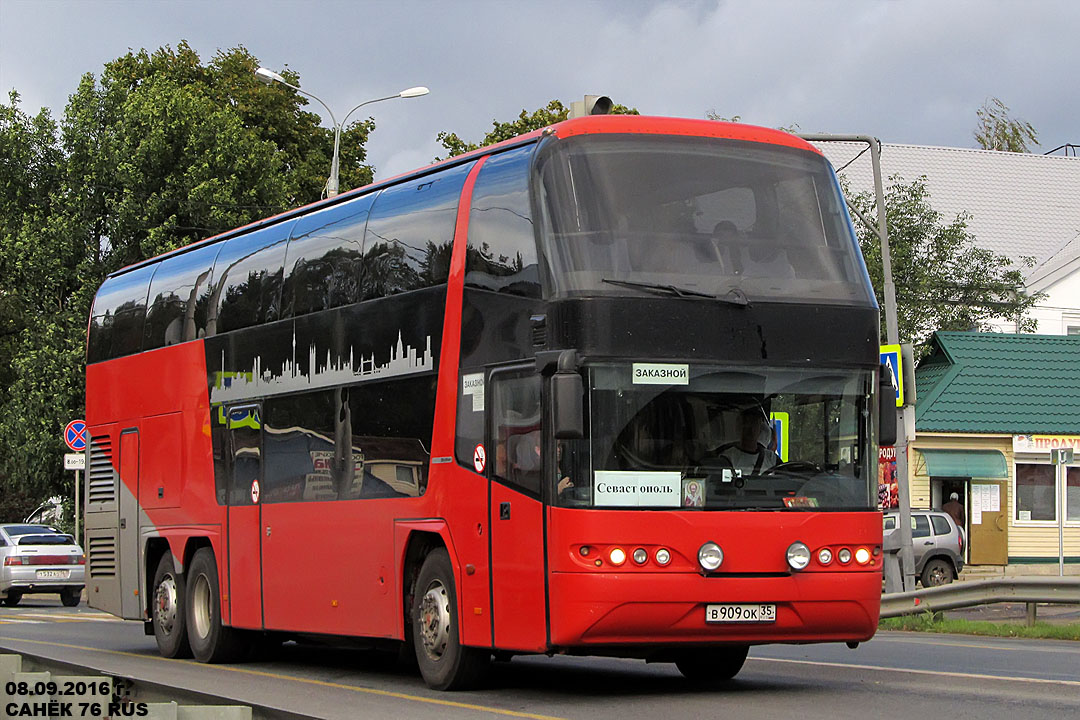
1069, 467, 1080, 522
1015, 463, 1056, 521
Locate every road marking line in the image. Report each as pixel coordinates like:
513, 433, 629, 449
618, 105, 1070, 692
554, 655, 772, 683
1, 638, 566, 720
872, 633, 1080, 654
750, 656, 1080, 687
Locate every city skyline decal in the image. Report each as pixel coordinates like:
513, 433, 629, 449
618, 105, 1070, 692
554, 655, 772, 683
210, 330, 434, 405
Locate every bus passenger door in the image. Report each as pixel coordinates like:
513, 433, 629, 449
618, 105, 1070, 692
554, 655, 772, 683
225, 405, 263, 630
488, 370, 548, 652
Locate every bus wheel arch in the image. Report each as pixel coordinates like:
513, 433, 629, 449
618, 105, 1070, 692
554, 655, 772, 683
410, 547, 489, 690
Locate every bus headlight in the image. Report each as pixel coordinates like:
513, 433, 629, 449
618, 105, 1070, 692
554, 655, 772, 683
855, 547, 871, 565
655, 548, 671, 566
632, 548, 648, 565
786, 542, 811, 571
818, 548, 833, 565
609, 547, 626, 566
698, 542, 723, 572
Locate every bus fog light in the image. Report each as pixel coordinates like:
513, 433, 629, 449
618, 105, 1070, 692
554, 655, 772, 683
855, 547, 871, 565
655, 548, 671, 566
837, 548, 852, 564
698, 542, 723, 572
609, 547, 626, 566
786, 542, 811, 571
817, 548, 833, 565
632, 548, 648, 565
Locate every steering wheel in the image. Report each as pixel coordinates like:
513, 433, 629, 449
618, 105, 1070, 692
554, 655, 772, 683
763, 460, 822, 475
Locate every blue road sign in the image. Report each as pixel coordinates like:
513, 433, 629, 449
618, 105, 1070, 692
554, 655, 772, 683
879, 344, 903, 408
65, 419, 87, 452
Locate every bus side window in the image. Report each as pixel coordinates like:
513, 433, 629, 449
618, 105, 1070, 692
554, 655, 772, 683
490, 372, 543, 497
283, 193, 377, 317
456, 371, 486, 471
466, 146, 541, 298
144, 242, 221, 349
361, 162, 473, 299
211, 223, 293, 335
226, 405, 262, 506
87, 263, 157, 363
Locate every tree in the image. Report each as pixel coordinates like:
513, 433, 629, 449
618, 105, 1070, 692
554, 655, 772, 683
0, 43, 376, 519
436, 99, 639, 159
845, 175, 1041, 348
974, 97, 1037, 152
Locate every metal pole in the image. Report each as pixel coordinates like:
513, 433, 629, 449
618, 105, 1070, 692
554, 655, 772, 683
75, 468, 80, 542
1059, 459, 1066, 577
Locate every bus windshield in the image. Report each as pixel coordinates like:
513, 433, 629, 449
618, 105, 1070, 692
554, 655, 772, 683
555, 364, 875, 511
536, 134, 874, 306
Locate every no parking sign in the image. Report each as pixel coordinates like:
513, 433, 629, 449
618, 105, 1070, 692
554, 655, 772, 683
65, 419, 88, 452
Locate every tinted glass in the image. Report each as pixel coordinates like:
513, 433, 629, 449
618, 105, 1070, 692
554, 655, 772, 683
343, 377, 436, 498
466, 147, 540, 297
1016, 463, 1055, 521
211, 223, 293, 334
536, 134, 874, 305
87, 264, 156, 362
362, 162, 474, 298
1070, 467, 1080, 522
263, 390, 338, 502
456, 371, 486, 469
912, 514, 931, 538
930, 515, 952, 535
144, 242, 221, 349
491, 372, 542, 496
228, 405, 261, 506
283, 193, 377, 317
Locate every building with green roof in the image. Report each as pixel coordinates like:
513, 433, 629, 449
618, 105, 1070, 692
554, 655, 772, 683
909, 331, 1080, 570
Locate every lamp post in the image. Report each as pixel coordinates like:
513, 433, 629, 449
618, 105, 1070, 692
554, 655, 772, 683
254, 68, 429, 197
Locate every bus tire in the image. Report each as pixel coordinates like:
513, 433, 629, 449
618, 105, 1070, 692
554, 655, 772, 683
411, 548, 489, 690
675, 645, 749, 685
151, 551, 192, 658
185, 548, 244, 663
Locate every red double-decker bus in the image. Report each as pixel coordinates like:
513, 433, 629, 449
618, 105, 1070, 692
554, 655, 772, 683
84, 115, 893, 690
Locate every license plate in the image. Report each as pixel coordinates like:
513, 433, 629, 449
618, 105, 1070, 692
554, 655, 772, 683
705, 603, 776, 623
36, 570, 70, 580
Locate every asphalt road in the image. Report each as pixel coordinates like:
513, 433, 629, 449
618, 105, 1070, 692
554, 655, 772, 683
2, 596, 1078, 720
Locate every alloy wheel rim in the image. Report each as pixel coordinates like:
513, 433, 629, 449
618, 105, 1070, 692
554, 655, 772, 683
418, 580, 451, 661
155, 573, 178, 634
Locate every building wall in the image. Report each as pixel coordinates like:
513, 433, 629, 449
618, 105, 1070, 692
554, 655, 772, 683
909, 433, 1079, 564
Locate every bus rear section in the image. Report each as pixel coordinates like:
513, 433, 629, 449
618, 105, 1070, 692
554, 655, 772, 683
84, 115, 888, 690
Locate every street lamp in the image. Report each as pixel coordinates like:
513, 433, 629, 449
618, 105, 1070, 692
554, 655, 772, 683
254, 67, 429, 197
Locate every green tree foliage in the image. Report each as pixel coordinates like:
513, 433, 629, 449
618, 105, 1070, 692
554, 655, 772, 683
436, 99, 639, 159
846, 176, 1041, 348
0, 43, 375, 518
974, 97, 1038, 152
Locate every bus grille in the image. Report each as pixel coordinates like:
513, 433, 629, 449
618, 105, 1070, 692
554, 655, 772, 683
87, 535, 117, 578
87, 436, 116, 505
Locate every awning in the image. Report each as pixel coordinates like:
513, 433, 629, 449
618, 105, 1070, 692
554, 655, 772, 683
917, 449, 1008, 479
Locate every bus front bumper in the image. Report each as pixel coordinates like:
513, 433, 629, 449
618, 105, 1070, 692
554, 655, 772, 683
548, 569, 881, 648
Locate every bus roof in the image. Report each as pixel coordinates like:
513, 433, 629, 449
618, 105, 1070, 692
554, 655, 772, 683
104, 116, 818, 280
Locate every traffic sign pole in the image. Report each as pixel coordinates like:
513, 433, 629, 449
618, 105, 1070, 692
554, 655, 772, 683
64, 420, 87, 541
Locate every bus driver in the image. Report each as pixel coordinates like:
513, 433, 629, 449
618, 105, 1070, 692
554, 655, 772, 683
717, 406, 779, 477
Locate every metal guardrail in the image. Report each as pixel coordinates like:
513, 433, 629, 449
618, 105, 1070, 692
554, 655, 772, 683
880, 577, 1080, 618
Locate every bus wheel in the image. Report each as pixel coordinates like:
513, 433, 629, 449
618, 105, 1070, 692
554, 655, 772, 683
185, 548, 244, 663
675, 645, 749, 686
152, 551, 192, 658
411, 548, 489, 690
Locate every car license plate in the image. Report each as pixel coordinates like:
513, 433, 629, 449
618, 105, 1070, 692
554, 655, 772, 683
705, 603, 776, 623
36, 570, 70, 580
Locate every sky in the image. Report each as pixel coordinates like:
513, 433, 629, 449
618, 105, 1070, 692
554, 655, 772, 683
2, 0, 1078, 182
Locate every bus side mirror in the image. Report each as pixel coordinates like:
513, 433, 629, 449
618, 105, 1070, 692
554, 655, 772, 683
552, 372, 584, 439
878, 363, 897, 447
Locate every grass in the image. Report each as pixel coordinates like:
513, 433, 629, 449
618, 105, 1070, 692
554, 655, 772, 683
879, 613, 1080, 641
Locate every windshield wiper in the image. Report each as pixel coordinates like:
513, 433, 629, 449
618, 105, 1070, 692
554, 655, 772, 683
600, 278, 751, 307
